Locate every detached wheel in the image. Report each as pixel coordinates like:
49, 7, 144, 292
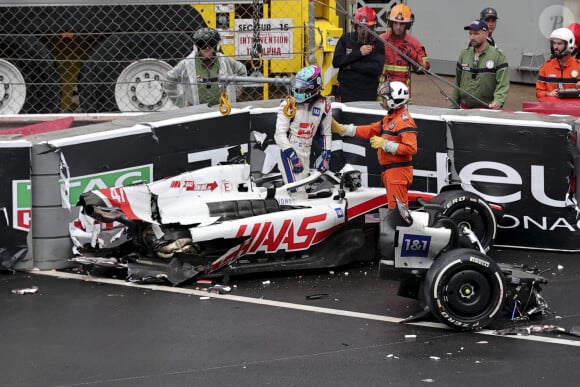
431, 190, 497, 251
424, 248, 506, 331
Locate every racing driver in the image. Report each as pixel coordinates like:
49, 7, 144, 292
275, 65, 332, 198
331, 81, 417, 208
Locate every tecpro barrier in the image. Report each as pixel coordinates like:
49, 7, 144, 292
0, 101, 578, 270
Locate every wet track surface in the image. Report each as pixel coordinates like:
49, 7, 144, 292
1, 247, 580, 387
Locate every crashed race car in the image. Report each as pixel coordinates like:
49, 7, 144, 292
71, 164, 388, 283
69, 159, 548, 330
70, 160, 497, 284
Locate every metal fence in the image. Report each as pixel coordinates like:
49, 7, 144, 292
0, 0, 375, 115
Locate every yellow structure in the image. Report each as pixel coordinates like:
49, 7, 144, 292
193, 0, 342, 97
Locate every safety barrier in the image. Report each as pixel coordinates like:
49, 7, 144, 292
1, 102, 579, 271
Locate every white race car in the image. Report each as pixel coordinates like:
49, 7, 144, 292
69, 159, 548, 330
69, 158, 496, 283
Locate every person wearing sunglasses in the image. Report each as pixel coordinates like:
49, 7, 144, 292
164, 27, 247, 108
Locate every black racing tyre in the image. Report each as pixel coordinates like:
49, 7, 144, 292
0, 35, 62, 113
430, 189, 497, 251
423, 248, 506, 331
78, 32, 193, 113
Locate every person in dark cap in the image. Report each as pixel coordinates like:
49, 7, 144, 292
451, 19, 509, 109
164, 27, 247, 108
479, 7, 499, 47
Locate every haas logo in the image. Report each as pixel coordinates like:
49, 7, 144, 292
211, 214, 327, 271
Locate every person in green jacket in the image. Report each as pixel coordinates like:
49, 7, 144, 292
451, 19, 509, 109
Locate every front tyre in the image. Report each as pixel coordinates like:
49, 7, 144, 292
423, 248, 506, 331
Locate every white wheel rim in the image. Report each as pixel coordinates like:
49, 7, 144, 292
115, 59, 176, 112
0, 59, 26, 114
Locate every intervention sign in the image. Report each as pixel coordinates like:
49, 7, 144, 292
234, 18, 293, 59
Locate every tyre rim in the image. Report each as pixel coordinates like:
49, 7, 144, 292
450, 207, 488, 243
115, 59, 176, 112
0, 59, 26, 114
442, 269, 493, 317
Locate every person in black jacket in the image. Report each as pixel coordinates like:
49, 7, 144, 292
332, 6, 385, 102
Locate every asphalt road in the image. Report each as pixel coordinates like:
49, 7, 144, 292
1, 247, 579, 387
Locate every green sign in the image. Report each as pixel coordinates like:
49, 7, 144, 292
12, 164, 153, 231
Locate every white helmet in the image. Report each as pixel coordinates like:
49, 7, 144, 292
378, 81, 409, 110
550, 28, 575, 57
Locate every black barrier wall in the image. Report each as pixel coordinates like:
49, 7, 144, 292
333, 103, 578, 250
31, 125, 158, 269
0, 139, 32, 270
2, 103, 579, 270
24, 108, 252, 269
444, 114, 577, 250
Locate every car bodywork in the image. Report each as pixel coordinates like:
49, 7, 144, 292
69, 156, 498, 284
378, 198, 548, 330
70, 163, 391, 284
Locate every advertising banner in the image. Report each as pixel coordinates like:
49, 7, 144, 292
335, 104, 580, 250
150, 110, 252, 178
444, 115, 577, 250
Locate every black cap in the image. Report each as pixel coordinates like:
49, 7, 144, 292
480, 7, 498, 20
479, 7, 499, 20
464, 19, 489, 31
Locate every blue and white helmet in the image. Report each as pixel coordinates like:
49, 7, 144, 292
291, 65, 322, 103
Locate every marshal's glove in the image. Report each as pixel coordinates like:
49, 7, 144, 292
282, 148, 303, 173
331, 118, 356, 137
331, 118, 346, 135
317, 150, 332, 173
370, 136, 399, 155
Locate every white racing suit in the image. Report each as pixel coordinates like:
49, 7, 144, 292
274, 96, 332, 195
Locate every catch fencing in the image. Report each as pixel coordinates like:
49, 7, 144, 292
0, 1, 398, 115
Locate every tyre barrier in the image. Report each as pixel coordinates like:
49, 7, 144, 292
30, 143, 77, 270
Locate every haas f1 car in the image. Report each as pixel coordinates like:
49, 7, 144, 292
70, 162, 548, 330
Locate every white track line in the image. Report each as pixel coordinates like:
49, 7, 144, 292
31, 269, 580, 347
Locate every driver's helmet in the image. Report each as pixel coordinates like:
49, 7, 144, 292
378, 81, 409, 110
193, 27, 221, 50
549, 28, 575, 58
291, 65, 323, 103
